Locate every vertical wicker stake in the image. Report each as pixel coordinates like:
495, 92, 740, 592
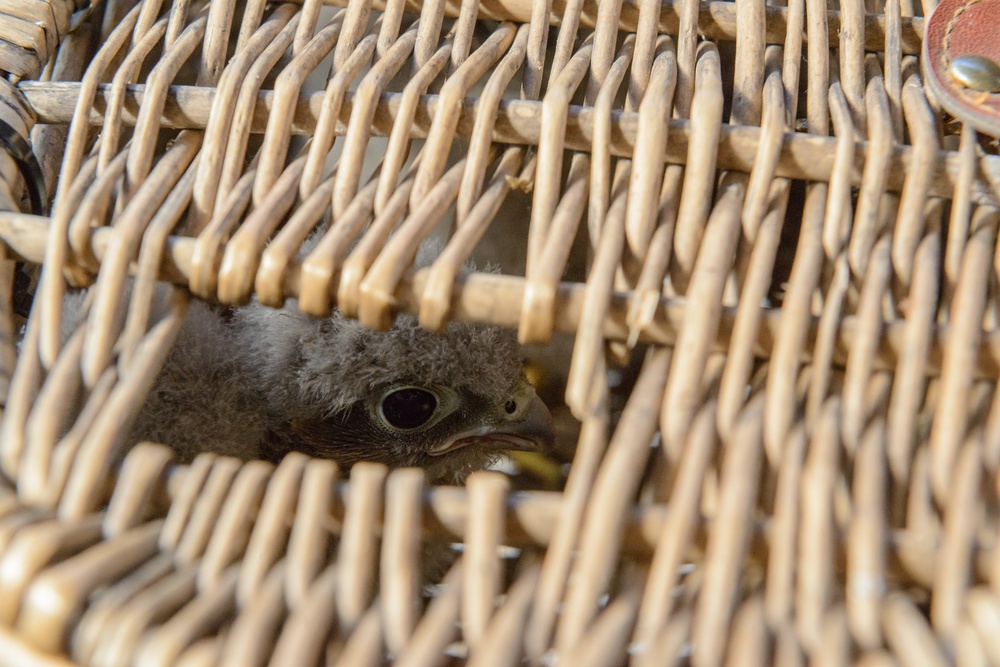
381, 468, 425, 656
0, 82, 32, 414
0, 242, 16, 411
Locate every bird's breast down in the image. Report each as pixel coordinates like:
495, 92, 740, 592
128, 299, 554, 481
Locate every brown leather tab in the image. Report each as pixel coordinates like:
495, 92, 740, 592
923, 0, 1000, 136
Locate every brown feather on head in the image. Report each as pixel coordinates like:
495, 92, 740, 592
237, 305, 525, 416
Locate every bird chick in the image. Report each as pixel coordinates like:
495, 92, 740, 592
128, 298, 555, 482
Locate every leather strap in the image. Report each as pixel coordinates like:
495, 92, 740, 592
0, 116, 46, 216
923, 0, 1000, 136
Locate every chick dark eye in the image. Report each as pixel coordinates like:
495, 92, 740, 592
380, 388, 438, 430
504, 400, 517, 415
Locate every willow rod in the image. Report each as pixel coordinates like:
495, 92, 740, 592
140, 455, 989, 589
2, 211, 999, 380
19, 82, 1000, 206
313, 0, 925, 55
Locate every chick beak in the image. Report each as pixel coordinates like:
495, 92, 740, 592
429, 393, 555, 456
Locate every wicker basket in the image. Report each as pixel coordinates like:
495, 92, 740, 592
0, 0, 998, 664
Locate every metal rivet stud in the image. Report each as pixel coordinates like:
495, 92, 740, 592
949, 54, 1000, 93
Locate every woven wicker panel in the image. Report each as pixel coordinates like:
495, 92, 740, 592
0, 0, 999, 664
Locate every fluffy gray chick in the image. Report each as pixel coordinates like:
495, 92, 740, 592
129, 299, 554, 482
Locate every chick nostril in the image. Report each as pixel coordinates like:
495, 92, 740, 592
504, 400, 517, 415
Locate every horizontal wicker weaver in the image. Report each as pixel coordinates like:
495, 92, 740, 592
1, 0, 999, 664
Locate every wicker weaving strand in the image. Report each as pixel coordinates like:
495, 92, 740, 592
0, 0, 999, 664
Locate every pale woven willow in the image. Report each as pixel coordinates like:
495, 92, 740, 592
0, 0, 998, 664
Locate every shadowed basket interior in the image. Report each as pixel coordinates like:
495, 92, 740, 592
0, 0, 999, 665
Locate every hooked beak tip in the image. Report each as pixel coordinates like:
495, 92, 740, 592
430, 393, 555, 456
